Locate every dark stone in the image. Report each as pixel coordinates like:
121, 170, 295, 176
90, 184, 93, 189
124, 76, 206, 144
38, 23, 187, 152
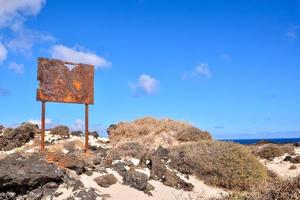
284, 155, 293, 162
123, 170, 149, 191
54, 191, 63, 197
291, 156, 300, 164
295, 142, 300, 147
149, 155, 194, 191
89, 131, 99, 138
44, 182, 58, 189
74, 188, 100, 200
0, 153, 63, 195
0, 192, 16, 200
153, 146, 170, 160
94, 174, 118, 188
112, 162, 128, 177
85, 168, 93, 176
71, 131, 83, 137
94, 147, 108, 158
50, 126, 70, 138
0, 123, 38, 151
72, 180, 85, 192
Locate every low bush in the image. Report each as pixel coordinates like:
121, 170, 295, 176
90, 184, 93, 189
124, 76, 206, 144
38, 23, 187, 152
170, 141, 268, 191
254, 144, 295, 160
176, 127, 212, 142
214, 176, 300, 200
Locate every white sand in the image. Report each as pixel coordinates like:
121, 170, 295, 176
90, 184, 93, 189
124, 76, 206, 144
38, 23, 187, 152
261, 147, 300, 178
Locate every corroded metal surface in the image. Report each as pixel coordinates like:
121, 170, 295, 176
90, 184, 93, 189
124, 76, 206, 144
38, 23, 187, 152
36, 57, 94, 104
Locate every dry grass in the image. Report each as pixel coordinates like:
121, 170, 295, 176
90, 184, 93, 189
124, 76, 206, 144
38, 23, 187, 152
253, 144, 295, 160
107, 117, 212, 149
170, 141, 269, 191
222, 176, 300, 200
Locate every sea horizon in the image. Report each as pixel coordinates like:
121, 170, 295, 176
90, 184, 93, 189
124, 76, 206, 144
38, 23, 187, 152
220, 137, 300, 145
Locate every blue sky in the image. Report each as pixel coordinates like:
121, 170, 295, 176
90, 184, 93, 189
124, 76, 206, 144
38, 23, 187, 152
0, 0, 300, 139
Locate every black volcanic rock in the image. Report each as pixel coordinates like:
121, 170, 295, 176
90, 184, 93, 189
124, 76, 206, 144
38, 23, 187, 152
0, 153, 63, 195
0, 123, 38, 151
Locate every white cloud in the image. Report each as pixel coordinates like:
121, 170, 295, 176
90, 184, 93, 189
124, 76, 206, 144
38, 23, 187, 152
9, 62, 24, 74
0, 42, 8, 63
8, 29, 55, 56
50, 45, 112, 69
28, 118, 51, 128
287, 25, 299, 40
182, 63, 212, 79
0, 0, 45, 30
129, 74, 159, 95
70, 119, 85, 131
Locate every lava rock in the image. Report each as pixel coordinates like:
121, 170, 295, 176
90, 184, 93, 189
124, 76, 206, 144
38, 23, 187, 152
94, 174, 118, 188
74, 188, 100, 200
50, 126, 70, 138
123, 170, 149, 191
0, 153, 63, 195
0, 123, 38, 151
153, 146, 170, 160
58, 153, 86, 175
89, 131, 99, 138
112, 162, 128, 177
284, 155, 293, 162
71, 131, 83, 137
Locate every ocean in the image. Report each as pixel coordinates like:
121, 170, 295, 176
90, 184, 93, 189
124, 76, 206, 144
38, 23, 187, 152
221, 138, 300, 145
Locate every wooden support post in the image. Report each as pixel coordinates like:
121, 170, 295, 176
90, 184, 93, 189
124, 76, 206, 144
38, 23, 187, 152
41, 101, 46, 152
85, 104, 89, 152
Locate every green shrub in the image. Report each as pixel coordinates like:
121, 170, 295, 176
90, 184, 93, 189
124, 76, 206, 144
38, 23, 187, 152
170, 141, 268, 191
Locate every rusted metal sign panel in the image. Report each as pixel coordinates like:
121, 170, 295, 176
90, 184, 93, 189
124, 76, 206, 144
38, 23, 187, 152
36, 57, 94, 104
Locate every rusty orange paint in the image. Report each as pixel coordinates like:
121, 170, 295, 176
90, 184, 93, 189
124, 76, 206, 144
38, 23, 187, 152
36, 57, 94, 104
73, 80, 82, 91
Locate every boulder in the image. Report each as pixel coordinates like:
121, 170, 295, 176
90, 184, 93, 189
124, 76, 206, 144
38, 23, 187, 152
50, 126, 70, 138
291, 156, 300, 164
149, 154, 194, 191
89, 131, 99, 138
112, 162, 128, 177
295, 142, 300, 147
94, 174, 118, 188
58, 153, 87, 175
71, 131, 83, 137
123, 170, 149, 191
284, 155, 293, 162
0, 123, 38, 151
153, 146, 170, 160
0, 153, 63, 195
74, 188, 100, 200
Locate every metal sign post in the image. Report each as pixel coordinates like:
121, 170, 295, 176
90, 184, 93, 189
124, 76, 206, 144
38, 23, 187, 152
37, 57, 94, 152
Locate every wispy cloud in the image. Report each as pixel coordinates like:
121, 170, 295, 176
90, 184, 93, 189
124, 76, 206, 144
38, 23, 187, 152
0, 0, 46, 30
9, 62, 24, 74
8, 29, 55, 56
50, 45, 112, 69
182, 63, 212, 79
129, 74, 159, 95
286, 25, 299, 40
0, 41, 8, 63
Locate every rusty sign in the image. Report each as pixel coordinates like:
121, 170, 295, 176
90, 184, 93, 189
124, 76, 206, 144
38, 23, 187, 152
36, 57, 94, 104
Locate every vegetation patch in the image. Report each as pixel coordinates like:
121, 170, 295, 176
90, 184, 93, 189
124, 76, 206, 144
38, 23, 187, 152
170, 141, 269, 191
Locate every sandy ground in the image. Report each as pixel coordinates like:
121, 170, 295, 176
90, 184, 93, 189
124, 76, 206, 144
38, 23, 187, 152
260, 147, 300, 178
